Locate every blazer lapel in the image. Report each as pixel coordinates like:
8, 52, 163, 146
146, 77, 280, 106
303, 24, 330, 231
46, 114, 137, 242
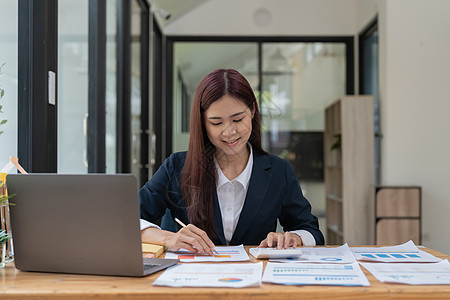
230, 152, 272, 244
212, 190, 227, 245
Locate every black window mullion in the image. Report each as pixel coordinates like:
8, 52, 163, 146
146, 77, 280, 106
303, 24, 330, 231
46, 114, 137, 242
139, 1, 150, 185
18, 0, 58, 173
152, 18, 163, 172
87, 0, 106, 173
163, 35, 172, 161
116, 0, 132, 173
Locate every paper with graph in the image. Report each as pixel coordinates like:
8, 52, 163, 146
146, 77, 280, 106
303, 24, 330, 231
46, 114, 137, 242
164, 244, 250, 262
269, 244, 356, 264
351, 240, 442, 263
262, 262, 370, 286
153, 262, 263, 287
360, 260, 450, 285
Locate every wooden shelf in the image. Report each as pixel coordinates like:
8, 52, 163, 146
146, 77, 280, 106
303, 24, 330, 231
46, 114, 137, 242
324, 96, 375, 245
375, 186, 421, 245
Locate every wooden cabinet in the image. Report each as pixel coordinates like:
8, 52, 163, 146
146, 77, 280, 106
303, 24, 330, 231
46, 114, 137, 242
375, 186, 421, 245
324, 96, 375, 245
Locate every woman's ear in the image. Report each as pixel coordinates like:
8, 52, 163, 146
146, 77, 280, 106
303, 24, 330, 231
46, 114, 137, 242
251, 103, 256, 118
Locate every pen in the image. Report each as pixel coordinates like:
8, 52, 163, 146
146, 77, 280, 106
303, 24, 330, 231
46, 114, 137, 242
174, 217, 218, 254
174, 217, 188, 228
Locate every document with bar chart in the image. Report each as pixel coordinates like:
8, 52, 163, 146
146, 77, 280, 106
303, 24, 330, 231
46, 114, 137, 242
153, 262, 263, 288
164, 244, 250, 262
269, 244, 356, 264
262, 262, 370, 286
360, 260, 450, 285
351, 240, 442, 263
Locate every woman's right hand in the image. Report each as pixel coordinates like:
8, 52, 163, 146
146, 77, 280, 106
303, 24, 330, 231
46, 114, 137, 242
164, 224, 216, 255
141, 225, 216, 256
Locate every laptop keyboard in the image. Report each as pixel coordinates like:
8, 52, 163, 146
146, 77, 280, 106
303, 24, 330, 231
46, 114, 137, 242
143, 263, 161, 270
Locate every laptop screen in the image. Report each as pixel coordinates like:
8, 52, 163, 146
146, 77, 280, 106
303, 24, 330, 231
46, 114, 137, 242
7, 174, 151, 276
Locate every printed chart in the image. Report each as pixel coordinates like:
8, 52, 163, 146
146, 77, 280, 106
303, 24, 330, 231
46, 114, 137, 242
153, 262, 263, 288
164, 245, 250, 262
262, 262, 370, 286
269, 244, 356, 264
351, 241, 442, 263
360, 260, 450, 285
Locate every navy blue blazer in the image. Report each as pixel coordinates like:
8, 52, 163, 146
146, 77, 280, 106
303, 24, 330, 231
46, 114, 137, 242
139, 151, 324, 246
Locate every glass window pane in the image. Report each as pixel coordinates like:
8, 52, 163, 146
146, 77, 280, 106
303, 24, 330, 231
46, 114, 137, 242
131, 0, 142, 182
106, 0, 117, 173
362, 29, 380, 184
0, 0, 18, 170
172, 42, 258, 152
57, 0, 89, 173
261, 42, 346, 223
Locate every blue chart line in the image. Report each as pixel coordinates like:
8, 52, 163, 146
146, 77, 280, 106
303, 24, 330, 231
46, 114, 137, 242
406, 254, 420, 258
273, 274, 357, 278
320, 257, 343, 262
273, 265, 354, 272
362, 252, 422, 259
375, 254, 390, 258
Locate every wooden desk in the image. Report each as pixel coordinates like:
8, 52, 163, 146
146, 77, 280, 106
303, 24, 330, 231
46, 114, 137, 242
0, 246, 449, 299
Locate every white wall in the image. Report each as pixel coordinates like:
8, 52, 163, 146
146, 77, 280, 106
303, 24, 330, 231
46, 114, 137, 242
383, 0, 450, 254
164, 0, 357, 36
357, 0, 450, 254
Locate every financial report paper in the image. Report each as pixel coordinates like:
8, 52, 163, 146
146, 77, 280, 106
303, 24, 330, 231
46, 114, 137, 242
351, 240, 442, 263
164, 244, 250, 262
269, 244, 356, 264
153, 262, 263, 288
262, 262, 370, 286
360, 259, 450, 285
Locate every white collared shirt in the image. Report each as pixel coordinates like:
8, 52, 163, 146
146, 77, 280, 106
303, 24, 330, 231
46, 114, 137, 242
215, 145, 254, 244
140, 146, 316, 246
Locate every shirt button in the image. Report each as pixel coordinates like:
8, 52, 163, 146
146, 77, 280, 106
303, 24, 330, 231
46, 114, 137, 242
228, 188, 233, 193
227, 207, 232, 212
226, 227, 231, 232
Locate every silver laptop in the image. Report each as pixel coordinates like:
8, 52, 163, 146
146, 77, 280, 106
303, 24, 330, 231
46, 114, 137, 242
7, 174, 178, 277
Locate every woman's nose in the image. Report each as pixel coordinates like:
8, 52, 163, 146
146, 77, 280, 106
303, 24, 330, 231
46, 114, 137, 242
222, 123, 237, 136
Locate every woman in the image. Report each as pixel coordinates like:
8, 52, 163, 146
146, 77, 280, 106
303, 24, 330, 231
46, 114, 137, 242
140, 69, 324, 255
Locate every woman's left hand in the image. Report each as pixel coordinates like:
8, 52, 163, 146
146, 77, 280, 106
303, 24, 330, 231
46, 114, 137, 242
258, 232, 303, 249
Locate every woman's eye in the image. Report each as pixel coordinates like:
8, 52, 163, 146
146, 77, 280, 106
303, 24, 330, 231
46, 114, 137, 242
211, 122, 222, 126
233, 117, 244, 123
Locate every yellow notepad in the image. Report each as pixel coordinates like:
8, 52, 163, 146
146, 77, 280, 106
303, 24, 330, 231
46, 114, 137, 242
142, 243, 165, 257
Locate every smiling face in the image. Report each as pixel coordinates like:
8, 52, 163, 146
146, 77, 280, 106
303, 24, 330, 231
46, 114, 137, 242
204, 95, 254, 161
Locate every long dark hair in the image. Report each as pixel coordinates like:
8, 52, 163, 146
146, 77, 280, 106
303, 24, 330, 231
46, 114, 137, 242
181, 69, 266, 238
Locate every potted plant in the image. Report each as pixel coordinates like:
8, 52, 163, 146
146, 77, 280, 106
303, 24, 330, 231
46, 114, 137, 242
0, 63, 7, 135
0, 63, 14, 267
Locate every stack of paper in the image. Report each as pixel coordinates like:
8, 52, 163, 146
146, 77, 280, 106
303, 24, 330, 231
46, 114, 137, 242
360, 260, 450, 285
269, 244, 356, 264
351, 240, 442, 263
352, 240, 447, 285
164, 244, 250, 262
262, 261, 370, 286
153, 262, 263, 288
153, 241, 448, 288
141, 243, 165, 257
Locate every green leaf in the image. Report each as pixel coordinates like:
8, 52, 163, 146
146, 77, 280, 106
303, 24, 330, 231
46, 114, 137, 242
0, 119, 7, 125
330, 134, 342, 151
0, 194, 15, 205
0, 89, 4, 97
